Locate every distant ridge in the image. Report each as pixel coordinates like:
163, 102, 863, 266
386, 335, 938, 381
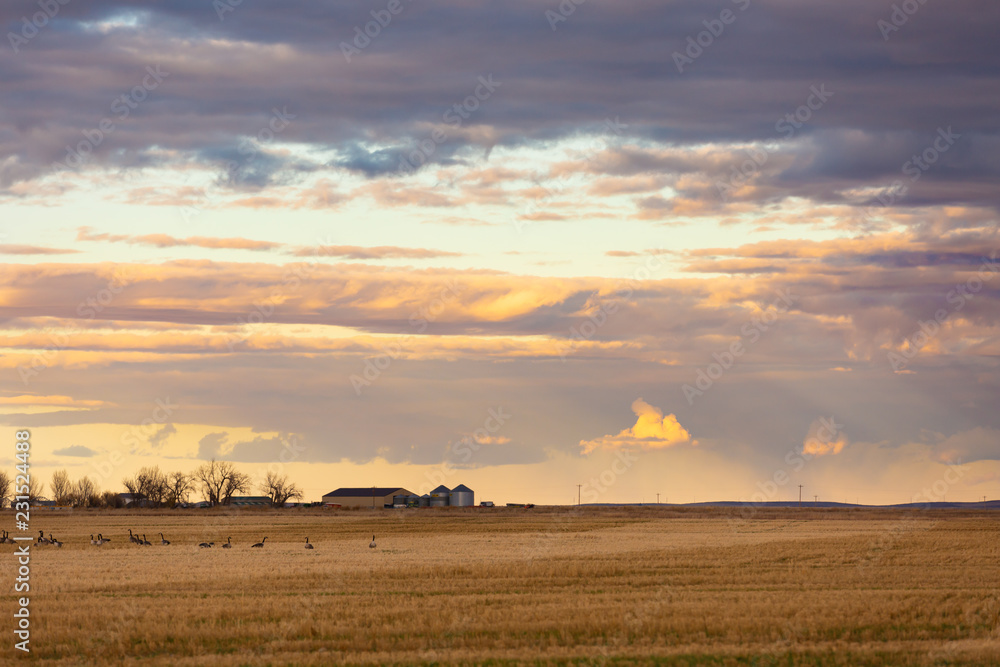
577, 500, 1000, 510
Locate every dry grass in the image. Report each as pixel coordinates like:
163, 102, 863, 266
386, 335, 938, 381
3, 506, 999, 665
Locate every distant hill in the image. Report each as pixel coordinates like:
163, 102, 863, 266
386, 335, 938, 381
580, 500, 1000, 510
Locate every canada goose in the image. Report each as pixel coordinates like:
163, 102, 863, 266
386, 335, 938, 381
129, 529, 140, 544
90, 534, 99, 545
49, 534, 62, 547
37, 530, 49, 545
159, 532, 170, 545
222, 537, 232, 549
141, 534, 152, 546
250, 537, 267, 548
198, 541, 213, 548
0, 530, 9, 544
98, 533, 111, 545
369, 534, 376, 549
304, 537, 314, 550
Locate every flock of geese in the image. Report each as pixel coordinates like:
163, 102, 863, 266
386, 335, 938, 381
0, 529, 379, 551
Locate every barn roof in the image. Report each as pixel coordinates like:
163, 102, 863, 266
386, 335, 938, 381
322, 487, 409, 497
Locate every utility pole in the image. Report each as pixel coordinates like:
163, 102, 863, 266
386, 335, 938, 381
656, 492, 660, 504
577, 484, 582, 506
798, 484, 803, 508
372, 485, 376, 509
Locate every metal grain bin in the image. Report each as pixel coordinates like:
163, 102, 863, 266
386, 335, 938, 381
449, 484, 474, 507
419, 494, 431, 507
430, 485, 451, 507
392, 494, 408, 506
407, 494, 420, 508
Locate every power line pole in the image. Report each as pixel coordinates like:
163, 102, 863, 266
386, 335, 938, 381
814, 495, 818, 505
798, 484, 803, 509
656, 492, 660, 504
577, 484, 582, 506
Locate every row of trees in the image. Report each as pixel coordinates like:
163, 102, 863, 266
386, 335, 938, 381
1, 460, 303, 509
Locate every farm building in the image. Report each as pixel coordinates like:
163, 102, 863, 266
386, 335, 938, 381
322, 487, 414, 509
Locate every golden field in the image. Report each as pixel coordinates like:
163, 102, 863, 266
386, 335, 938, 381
2, 506, 999, 666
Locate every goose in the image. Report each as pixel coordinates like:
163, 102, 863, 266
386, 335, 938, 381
250, 537, 267, 548
129, 529, 140, 544
98, 533, 111, 545
49, 534, 62, 547
159, 532, 170, 545
90, 534, 99, 546
198, 541, 213, 548
37, 530, 49, 545
222, 537, 232, 549
141, 534, 152, 546
369, 534, 376, 549
304, 537, 314, 550
0, 530, 9, 544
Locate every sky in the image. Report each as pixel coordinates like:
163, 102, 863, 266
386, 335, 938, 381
1, 0, 999, 506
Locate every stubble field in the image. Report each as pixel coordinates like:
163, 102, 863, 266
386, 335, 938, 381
2, 506, 999, 665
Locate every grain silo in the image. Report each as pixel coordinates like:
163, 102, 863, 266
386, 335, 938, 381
449, 484, 474, 507
406, 494, 420, 508
419, 494, 431, 507
430, 485, 450, 507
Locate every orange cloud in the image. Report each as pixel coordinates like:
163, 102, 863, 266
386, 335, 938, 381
0, 244, 80, 255
76, 226, 282, 251
802, 418, 848, 457
580, 398, 696, 454
291, 245, 462, 260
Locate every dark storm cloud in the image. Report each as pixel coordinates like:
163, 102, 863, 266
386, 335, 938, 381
2, 0, 999, 213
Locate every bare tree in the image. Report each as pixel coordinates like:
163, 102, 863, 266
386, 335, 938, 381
50, 469, 73, 505
101, 490, 124, 508
0, 471, 10, 508
73, 476, 100, 507
194, 460, 250, 505
26, 475, 45, 504
122, 466, 168, 507
138, 466, 168, 506
260, 471, 303, 507
166, 471, 193, 506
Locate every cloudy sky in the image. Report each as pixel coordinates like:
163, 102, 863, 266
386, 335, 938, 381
2, 0, 998, 505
